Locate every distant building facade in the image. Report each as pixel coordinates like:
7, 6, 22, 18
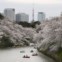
38, 12, 45, 22
4, 8, 15, 21
16, 13, 29, 22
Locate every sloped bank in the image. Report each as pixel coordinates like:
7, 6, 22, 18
34, 16, 62, 62
37, 48, 62, 62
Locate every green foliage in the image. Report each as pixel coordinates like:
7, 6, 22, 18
0, 13, 4, 20
31, 21, 40, 28
17, 21, 40, 28
0, 36, 14, 48
56, 47, 62, 61
18, 21, 31, 27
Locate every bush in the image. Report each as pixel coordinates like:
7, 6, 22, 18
31, 21, 40, 28
0, 36, 14, 48
56, 47, 62, 61
17, 21, 40, 28
0, 13, 4, 20
17, 21, 31, 27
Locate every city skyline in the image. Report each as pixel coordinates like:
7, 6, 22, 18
0, 0, 62, 21
3, 8, 45, 22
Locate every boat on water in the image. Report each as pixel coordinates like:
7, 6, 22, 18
20, 51, 25, 53
23, 55, 30, 58
32, 53, 38, 56
30, 50, 34, 53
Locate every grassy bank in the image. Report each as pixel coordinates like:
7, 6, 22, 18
37, 48, 62, 62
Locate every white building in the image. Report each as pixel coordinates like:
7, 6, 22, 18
4, 8, 15, 21
38, 12, 45, 22
16, 13, 29, 22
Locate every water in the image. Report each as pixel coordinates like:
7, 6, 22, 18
0, 47, 55, 62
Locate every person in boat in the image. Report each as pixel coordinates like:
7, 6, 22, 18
32, 53, 38, 56
23, 55, 30, 58
23, 55, 25, 58
30, 50, 34, 52
26, 55, 30, 58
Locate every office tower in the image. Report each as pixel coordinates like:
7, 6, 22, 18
4, 8, 15, 21
38, 12, 45, 22
16, 13, 29, 22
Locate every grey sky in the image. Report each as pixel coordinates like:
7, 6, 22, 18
0, 0, 62, 21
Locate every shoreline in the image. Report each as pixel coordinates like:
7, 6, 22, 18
0, 45, 33, 50
37, 48, 62, 62
0, 45, 61, 62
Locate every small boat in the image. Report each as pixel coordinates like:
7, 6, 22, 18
20, 51, 25, 53
23, 55, 30, 58
32, 53, 38, 56
30, 50, 34, 53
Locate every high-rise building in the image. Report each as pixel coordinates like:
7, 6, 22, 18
16, 13, 29, 22
38, 12, 45, 22
4, 8, 15, 21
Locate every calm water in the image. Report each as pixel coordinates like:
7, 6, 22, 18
0, 47, 55, 62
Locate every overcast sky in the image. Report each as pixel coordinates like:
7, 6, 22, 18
3, 0, 62, 4
0, 0, 62, 21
